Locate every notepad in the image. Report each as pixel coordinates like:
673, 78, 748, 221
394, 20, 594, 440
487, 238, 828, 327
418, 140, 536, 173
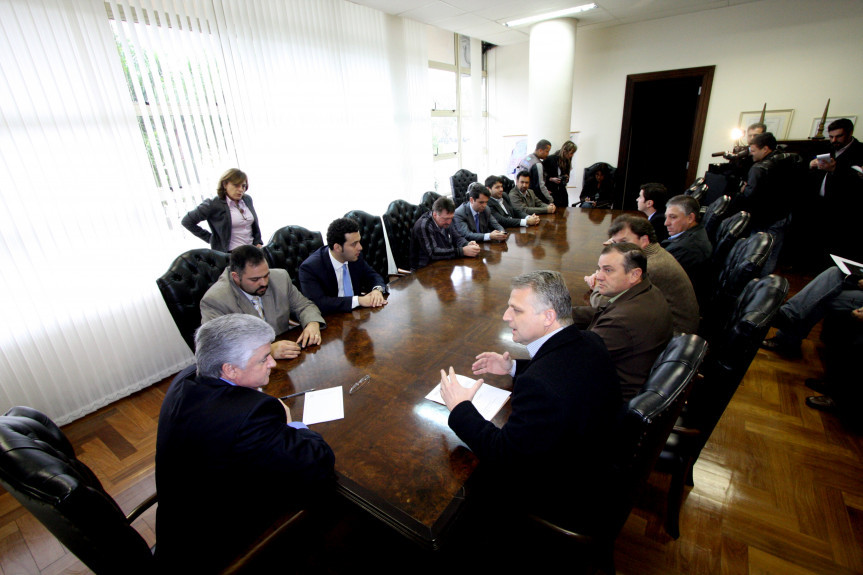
302, 387, 344, 425
426, 374, 511, 421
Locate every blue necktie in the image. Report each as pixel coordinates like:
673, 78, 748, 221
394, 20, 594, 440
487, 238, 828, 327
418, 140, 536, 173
474, 212, 480, 232
342, 264, 354, 297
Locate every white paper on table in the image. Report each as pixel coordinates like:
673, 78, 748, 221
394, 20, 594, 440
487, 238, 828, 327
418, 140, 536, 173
302, 387, 344, 425
425, 374, 511, 421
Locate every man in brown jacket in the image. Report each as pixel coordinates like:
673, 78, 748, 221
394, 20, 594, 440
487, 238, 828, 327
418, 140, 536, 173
574, 243, 674, 401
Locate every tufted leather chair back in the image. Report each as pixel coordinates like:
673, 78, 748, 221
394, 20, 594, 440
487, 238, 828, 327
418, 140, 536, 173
383, 199, 428, 271
450, 169, 477, 207
344, 210, 389, 280
711, 210, 750, 266
156, 249, 230, 350
263, 225, 323, 291
500, 175, 514, 195
701, 195, 731, 245
0, 406, 157, 574
420, 191, 442, 212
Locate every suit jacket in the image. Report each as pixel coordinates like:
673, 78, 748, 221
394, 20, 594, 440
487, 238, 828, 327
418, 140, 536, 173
648, 211, 669, 243
589, 243, 699, 335
298, 245, 386, 315
487, 193, 528, 228
448, 326, 620, 523
181, 195, 262, 252
574, 278, 673, 401
201, 267, 325, 336
453, 202, 504, 241
155, 365, 335, 572
509, 187, 549, 215
661, 223, 712, 288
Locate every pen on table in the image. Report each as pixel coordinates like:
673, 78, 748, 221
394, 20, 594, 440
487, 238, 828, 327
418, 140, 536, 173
349, 375, 371, 395
279, 388, 315, 400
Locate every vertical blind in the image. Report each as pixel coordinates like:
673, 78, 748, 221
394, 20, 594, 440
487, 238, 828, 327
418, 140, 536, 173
0, 0, 430, 424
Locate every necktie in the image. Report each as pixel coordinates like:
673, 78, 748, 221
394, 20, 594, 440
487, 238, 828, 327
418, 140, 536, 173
342, 264, 354, 297
474, 212, 480, 232
251, 296, 265, 319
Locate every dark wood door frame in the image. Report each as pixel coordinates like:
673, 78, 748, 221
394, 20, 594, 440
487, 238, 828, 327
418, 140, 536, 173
617, 65, 715, 202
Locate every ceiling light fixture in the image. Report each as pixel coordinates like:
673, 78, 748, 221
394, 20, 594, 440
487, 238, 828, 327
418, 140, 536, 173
505, 3, 597, 27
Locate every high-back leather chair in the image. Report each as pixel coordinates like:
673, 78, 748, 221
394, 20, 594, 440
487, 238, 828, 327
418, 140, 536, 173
701, 194, 732, 245
383, 199, 427, 272
420, 191, 442, 212
657, 275, 788, 538
450, 169, 476, 207
263, 225, 324, 290
0, 406, 158, 574
711, 210, 750, 267
500, 175, 515, 195
685, 178, 708, 204
344, 209, 389, 281
529, 333, 708, 573
156, 248, 230, 350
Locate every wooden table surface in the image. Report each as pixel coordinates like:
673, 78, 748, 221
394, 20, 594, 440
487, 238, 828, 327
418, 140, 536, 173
265, 207, 622, 549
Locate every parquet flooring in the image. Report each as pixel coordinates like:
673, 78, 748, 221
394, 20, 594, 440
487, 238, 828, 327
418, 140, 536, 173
1, 273, 862, 574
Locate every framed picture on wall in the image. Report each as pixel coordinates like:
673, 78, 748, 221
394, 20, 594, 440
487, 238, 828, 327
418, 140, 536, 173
809, 116, 857, 138
738, 109, 794, 140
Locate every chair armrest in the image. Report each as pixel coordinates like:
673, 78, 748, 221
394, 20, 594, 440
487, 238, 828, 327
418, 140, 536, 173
125, 492, 158, 524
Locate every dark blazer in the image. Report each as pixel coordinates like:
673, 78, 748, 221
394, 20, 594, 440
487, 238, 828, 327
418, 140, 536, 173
453, 202, 504, 241
155, 365, 335, 573
487, 193, 528, 228
661, 223, 712, 286
299, 245, 387, 315
573, 278, 673, 401
648, 211, 669, 243
447, 326, 621, 522
181, 194, 263, 252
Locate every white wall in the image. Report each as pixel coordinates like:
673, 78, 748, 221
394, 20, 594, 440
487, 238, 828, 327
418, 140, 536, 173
490, 0, 863, 189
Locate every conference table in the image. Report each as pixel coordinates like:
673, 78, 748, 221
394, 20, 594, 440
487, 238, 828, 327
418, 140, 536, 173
265, 207, 621, 550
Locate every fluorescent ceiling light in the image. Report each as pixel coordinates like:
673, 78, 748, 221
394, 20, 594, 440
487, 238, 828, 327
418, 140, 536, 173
505, 4, 597, 27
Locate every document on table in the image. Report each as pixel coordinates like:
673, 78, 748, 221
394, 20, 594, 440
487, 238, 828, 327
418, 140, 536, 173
302, 387, 344, 425
426, 374, 511, 421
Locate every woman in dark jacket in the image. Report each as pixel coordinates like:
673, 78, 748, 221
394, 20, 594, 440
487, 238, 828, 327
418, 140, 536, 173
182, 168, 262, 252
579, 164, 615, 207
543, 140, 577, 208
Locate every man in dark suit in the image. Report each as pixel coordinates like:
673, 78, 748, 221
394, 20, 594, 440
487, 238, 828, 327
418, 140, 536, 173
299, 217, 387, 315
636, 182, 669, 243
453, 183, 508, 242
156, 314, 335, 573
573, 243, 673, 401
484, 175, 539, 228
661, 194, 712, 302
438, 270, 620, 524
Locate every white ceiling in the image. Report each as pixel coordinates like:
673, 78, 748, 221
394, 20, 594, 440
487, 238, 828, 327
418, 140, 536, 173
350, 0, 761, 45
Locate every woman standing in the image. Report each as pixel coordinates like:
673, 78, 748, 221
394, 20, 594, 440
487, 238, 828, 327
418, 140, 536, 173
182, 168, 263, 252
544, 141, 577, 208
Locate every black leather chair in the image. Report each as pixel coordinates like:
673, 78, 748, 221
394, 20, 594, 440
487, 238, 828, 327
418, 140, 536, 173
382, 199, 428, 273
500, 175, 515, 195
701, 194, 731, 245
711, 210, 750, 267
156, 248, 230, 350
580, 162, 616, 208
450, 169, 476, 207
657, 275, 788, 538
344, 209, 389, 280
263, 225, 323, 290
685, 178, 708, 204
0, 406, 308, 575
702, 232, 774, 341
420, 191, 442, 212
529, 333, 708, 573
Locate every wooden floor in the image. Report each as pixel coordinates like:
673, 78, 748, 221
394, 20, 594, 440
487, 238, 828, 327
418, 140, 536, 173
1, 274, 862, 574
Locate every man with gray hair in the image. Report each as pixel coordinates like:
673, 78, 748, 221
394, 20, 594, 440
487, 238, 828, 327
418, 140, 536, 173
156, 314, 335, 573
438, 271, 620, 522
661, 194, 712, 300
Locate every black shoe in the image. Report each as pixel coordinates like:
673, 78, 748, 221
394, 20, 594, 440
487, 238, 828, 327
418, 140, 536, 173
805, 378, 828, 394
761, 336, 802, 358
805, 395, 836, 413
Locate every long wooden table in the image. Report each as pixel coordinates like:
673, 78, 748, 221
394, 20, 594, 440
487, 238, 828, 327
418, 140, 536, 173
265, 208, 621, 549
